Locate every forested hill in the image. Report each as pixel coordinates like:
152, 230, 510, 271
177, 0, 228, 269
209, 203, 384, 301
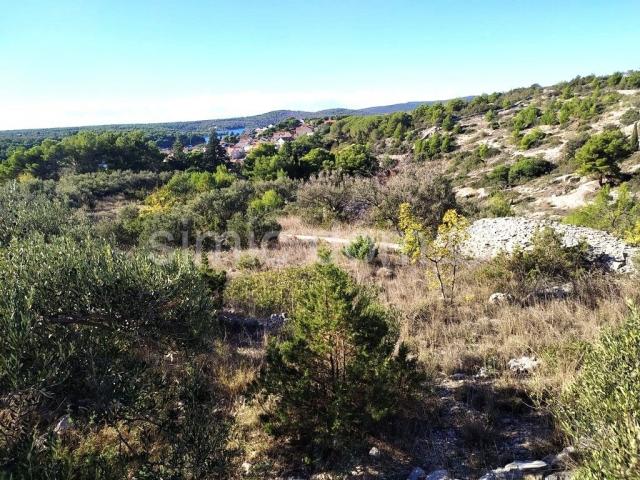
0, 99, 466, 141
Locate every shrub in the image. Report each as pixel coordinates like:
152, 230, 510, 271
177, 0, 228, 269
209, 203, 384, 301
116, 177, 283, 249
519, 128, 546, 150
477, 143, 500, 160
554, 311, 640, 479
55, 170, 172, 207
620, 108, 640, 126
485, 164, 510, 187
565, 184, 640, 243
508, 157, 555, 184
236, 253, 262, 270
224, 265, 317, 317
480, 227, 589, 297
296, 172, 372, 226
342, 235, 378, 262
370, 168, 457, 233
253, 263, 424, 460
562, 132, 590, 163
0, 181, 88, 245
485, 192, 514, 217
511, 105, 540, 133
248, 189, 284, 215
414, 133, 454, 161
0, 234, 232, 477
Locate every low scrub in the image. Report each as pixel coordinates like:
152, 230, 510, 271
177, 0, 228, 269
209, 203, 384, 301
0, 234, 232, 478
485, 157, 555, 187
554, 310, 640, 479
519, 128, 546, 150
224, 265, 318, 317
565, 184, 640, 245
480, 227, 589, 297
342, 235, 378, 262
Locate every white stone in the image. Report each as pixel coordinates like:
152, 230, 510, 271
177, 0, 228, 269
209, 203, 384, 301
489, 292, 514, 305
241, 462, 252, 475
53, 414, 72, 435
502, 460, 547, 472
508, 356, 541, 374
463, 217, 638, 272
369, 446, 381, 457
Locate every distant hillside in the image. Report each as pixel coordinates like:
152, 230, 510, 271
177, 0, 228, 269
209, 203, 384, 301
0, 98, 466, 141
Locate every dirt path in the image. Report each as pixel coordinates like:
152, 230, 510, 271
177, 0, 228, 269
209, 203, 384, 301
280, 233, 402, 252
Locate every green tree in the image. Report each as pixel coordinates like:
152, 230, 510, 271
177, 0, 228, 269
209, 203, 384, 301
301, 147, 335, 173
202, 131, 229, 170
242, 143, 280, 179
169, 137, 187, 169
576, 128, 631, 185
255, 263, 423, 459
333, 144, 378, 175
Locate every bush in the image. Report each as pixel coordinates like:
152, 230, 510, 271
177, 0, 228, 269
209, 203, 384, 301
485, 164, 510, 187
508, 157, 555, 184
519, 128, 546, 150
480, 227, 589, 297
253, 263, 424, 460
565, 184, 640, 243
484, 157, 554, 187
575, 128, 632, 185
295, 172, 372, 226
236, 253, 262, 270
511, 105, 540, 133
0, 234, 233, 477
342, 235, 378, 262
370, 168, 457, 233
484, 192, 514, 217
224, 265, 318, 317
561, 132, 590, 163
554, 311, 640, 479
414, 133, 454, 161
0, 181, 88, 245
115, 177, 283, 249
55, 170, 172, 207
620, 108, 640, 126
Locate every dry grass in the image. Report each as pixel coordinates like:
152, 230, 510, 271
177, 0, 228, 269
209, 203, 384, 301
208, 221, 637, 477
278, 215, 402, 244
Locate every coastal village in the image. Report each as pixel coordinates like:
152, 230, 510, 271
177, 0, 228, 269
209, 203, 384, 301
164, 118, 324, 162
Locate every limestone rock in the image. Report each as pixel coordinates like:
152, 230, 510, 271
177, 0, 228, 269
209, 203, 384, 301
53, 414, 72, 436
463, 217, 638, 273
508, 356, 541, 374
489, 292, 515, 305
241, 462, 252, 475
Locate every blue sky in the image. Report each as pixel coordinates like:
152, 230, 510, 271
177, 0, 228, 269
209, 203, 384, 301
1, 0, 638, 129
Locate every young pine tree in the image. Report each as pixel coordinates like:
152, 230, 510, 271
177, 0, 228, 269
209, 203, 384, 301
203, 130, 229, 170
254, 263, 423, 459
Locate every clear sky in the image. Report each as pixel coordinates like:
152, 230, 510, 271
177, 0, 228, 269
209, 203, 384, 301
1, 0, 638, 130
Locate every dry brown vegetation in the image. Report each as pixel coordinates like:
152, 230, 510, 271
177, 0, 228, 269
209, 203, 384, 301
205, 229, 636, 478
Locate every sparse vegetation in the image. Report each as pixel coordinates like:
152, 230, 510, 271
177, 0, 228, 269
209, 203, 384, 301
3, 68, 640, 478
